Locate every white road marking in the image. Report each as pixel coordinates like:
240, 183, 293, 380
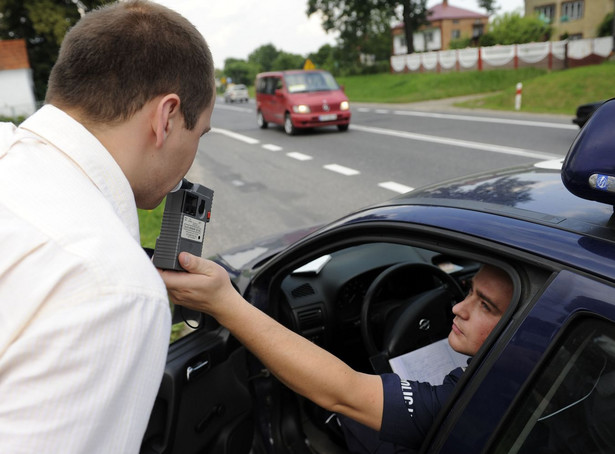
378, 181, 414, 194
375, 109, 390, 114
212, 128, 259, 145
324, 164, 360, 176
263, 144, 283, 151
389, 110, 578, 130
350, 124, 559, 161
215, 103, 253, 113
287, 152, 313, 161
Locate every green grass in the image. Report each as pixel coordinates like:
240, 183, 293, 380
138, 201, 165, 249
455, 61, 615, 114
243, 61, 613, 114
336, 67, 547, 103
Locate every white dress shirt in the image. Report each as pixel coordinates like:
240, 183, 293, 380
0, 105, 171, 453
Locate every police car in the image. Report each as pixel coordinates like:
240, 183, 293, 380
142, 100, 615, 453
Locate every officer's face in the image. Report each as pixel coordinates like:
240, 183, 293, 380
448, 266, 512, 356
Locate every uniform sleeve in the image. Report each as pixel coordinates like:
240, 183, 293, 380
379, 369, 464, 449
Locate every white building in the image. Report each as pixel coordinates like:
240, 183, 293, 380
0, 39, 37, 118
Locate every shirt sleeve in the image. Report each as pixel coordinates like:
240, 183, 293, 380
379, 369, 464, 449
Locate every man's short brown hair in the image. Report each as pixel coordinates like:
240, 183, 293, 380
46, 0, 214, 130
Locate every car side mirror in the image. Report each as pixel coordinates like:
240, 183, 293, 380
562, 98, 615, 207
275, 88, 284, 96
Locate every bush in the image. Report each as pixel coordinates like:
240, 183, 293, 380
0, 115, 27, 125
449, 37, 472, 49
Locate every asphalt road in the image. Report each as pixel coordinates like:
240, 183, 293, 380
186, 97, 580, 258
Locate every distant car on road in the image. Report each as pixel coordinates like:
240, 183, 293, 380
255, 69, 351, 135
572, 100, 604, 128
224, 84, 249, 103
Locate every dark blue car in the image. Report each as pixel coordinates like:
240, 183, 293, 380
142, 100, 615, 454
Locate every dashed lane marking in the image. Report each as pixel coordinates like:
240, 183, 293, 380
378, 181, 414, 194
263, 144, 283, 151
212, 127, 259, 145
287, 152, 313, 161
324, 164, 360, 176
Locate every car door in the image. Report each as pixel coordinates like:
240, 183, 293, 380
140, 309, 253, 454
424, 269, 615, 453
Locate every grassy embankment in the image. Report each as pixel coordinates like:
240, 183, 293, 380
140, 61, 615, 246
337, 60, 615, 115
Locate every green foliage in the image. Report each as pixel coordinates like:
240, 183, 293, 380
0, 0, 114, 101
478, 32, 497, 47
138, 201, 165, 250
0, 115, 26, 125
271, 51, 306, 71
449, 37, 472, 49
477, 0, 497, 14
223, 58, 259, 86
307, 0, 426, 55
336, 67, 546, 103
597, 12, 614, 37
488, 12, 552, 45
248, 44, 279, 72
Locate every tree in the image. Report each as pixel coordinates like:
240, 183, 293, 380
488, 12, 552, 45
597, 12, 614, 37
307, 0, 428, 55
478, 0, 498, 14
307, 1, 499, 57
248, 44, 279, 73
0, 0, 113, 100
271, 51, 305, 71
223, 58, 258, 86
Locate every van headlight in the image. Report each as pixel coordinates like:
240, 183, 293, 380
293, 105, 311, 114
340, 101, 349, 111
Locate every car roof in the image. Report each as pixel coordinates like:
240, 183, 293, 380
256, 69, 330, 78
386, 160, 615, 243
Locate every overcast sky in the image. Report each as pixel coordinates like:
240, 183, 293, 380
152, 0, 526, 69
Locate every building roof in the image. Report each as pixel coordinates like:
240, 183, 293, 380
0, 39, 30, 70
428, 1, 489, 21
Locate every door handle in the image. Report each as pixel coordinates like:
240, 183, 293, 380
186, 359, 209, 382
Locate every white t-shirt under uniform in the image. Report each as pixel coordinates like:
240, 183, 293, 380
0, 105, 171, 453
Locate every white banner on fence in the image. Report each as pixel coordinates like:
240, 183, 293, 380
390, 37, 613, 73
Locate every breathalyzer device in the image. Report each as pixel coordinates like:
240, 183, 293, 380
153, 179, 214, 271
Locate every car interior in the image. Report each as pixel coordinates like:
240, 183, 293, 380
248, 238, 524, 454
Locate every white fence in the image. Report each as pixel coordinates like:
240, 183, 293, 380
390, 36, 613, 73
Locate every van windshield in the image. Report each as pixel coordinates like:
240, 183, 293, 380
285, 72, 340, 93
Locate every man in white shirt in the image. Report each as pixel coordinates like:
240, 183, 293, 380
0, 1, 215, 452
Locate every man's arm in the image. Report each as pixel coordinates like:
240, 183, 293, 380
160, 252, 384, 430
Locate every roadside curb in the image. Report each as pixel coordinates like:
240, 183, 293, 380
352, 93, 573, 123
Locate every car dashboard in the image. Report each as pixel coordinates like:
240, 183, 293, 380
278, 242, 479, 372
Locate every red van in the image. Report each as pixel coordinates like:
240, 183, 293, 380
255, 70, 351, 135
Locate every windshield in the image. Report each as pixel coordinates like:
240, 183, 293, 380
285, 72, 340, 93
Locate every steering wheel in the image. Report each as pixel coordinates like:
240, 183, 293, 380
360, 262, 465, 368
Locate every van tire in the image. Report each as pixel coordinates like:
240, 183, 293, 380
284, 113, 296, 136
338, 123, 349, 132
257, 110, 268, 129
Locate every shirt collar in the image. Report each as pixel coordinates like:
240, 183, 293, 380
20, 104, 140, 242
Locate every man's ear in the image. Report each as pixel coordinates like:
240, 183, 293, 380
154, 94, 181, 148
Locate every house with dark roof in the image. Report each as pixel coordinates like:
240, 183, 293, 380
393, 0, 490, 54
0, 39, 37, 117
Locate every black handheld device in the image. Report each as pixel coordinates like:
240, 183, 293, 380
153, 179, 214, 271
